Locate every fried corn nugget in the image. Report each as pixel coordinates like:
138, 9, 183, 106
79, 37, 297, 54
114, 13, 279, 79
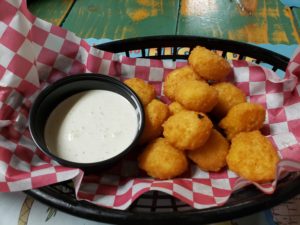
188, 46, 231, 81
188, 129, 229, 172
175, 80, 218, 113
226, 131, 279, 183
163, 66, 200, 101
219, 102, 265, 140
212, 82, 246, 118
124, 78, 156, 106
138, 138, 188, 179
163, 111, 213, 150
169, 102, 185, 115
139, 99, 170, 145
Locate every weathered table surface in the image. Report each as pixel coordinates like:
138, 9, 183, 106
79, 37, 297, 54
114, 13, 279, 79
28, 0, 300, 44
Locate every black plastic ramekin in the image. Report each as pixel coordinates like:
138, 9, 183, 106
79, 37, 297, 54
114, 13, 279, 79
29, 74, 145, 172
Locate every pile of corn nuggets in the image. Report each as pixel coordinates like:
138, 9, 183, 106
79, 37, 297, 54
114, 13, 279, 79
124, 46, 279, 183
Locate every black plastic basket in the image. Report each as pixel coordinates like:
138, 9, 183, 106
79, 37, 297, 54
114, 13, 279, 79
26, 35, 300, 225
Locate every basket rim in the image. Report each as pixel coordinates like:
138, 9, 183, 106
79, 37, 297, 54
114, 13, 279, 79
26, 35, 297, 225
26, 173, 300, 225
94, 35, 289, 71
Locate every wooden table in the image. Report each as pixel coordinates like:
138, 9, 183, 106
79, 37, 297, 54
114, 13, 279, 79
28, 0, 300, 44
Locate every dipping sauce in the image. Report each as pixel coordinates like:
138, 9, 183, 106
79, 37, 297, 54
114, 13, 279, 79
44, 90, 138, 163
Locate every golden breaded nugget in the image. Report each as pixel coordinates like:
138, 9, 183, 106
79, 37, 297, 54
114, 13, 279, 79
226, 131, 279, 183
163, 66, 200, 101
168, 102, 185, 115
163, 111, 213, 150
212, 82, 246, 118
138, 138, 188, 179
219, 102, 265, 140
175, 80, 218, 113
139, 99, 170, 145
188, 129, 229, 172
188, 46, 231, 81
124, 78, 156, 106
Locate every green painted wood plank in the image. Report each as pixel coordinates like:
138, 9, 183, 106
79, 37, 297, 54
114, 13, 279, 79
62, 0, 179, 39
177, 0, 300, 44
292, 7, 300, 31
28, 0, 75, 26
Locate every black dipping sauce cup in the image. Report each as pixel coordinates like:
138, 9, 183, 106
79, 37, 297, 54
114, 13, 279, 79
29, 74, 145, 172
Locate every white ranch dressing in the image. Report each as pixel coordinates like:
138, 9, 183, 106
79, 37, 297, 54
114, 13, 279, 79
44, 90, 138, 163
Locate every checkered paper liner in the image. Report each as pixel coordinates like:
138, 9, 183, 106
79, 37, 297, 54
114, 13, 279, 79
1, 0, 300, 210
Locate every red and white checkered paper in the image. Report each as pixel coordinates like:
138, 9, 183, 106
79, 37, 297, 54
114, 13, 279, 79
1, 0, 300, 210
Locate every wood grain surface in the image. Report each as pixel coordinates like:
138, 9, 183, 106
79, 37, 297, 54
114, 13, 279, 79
27, 0, 300, 44
178, 0, 300, 44
28, 0, 75, 26
62, 0, 179, 39
292, 7, 300, 31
